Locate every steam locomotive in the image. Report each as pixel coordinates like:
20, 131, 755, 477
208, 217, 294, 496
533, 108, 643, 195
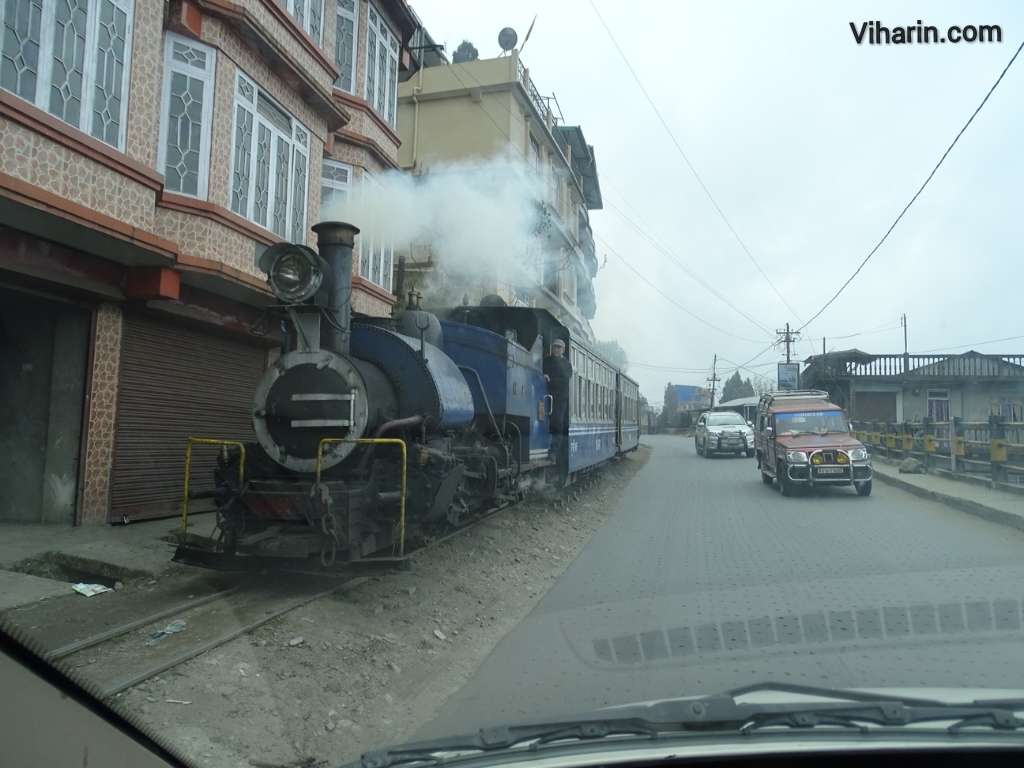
175, 222, 640, 571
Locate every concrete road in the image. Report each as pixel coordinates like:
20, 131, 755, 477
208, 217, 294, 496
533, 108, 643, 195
418, 434, 1024, 739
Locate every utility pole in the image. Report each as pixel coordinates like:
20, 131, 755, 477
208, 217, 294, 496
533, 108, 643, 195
775, 322, 800, 364
902, 314, 908, 355
707, 354, 720, 409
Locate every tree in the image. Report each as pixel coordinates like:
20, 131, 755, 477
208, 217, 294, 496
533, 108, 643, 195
452, 40, 479, 64
594, 339, 628, 371
721, 372, 741, 403
722, 371, 757, 403
750, 375, 775, 397
660, 382, 679, 428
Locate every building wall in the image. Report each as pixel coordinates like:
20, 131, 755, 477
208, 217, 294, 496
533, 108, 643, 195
80, 304, 124, 525
857, 381, 1024, 423
1, 0, 414, 524
395, 53, 598, 336
397, 87, 517, 168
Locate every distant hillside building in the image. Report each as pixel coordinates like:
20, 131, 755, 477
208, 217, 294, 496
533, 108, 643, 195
672, 385, 712, 412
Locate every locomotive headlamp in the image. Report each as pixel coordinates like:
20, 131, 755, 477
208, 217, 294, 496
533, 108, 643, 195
258, 243, 325, 303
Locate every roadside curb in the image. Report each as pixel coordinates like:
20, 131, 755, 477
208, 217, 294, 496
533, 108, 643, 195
872, 471, 1024, 533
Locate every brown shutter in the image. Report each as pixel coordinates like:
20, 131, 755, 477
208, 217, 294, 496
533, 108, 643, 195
110, 314, 268, 521
852, 392, 898, 422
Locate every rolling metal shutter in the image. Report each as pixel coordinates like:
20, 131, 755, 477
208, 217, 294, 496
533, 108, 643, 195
110, 314, 267, 521
853, 392, 898, 422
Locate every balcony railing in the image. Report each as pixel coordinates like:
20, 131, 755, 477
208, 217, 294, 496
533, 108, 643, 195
816, 354, 1024, 378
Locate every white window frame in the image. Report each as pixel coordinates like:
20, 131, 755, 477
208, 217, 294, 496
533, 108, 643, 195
926, 389, 951, 422
364, 3, 399, 127
282, 0, 323, 44
320, 158, 352, 221
334, 0, 358, 93
0, 0, 134, 149
357, 170, 393, 293
157, 33, 215, 200
229, 70, 310, 242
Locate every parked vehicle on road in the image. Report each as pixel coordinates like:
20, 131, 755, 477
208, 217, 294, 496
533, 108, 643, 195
754, 390, 873, 496
695, 411, 755, 458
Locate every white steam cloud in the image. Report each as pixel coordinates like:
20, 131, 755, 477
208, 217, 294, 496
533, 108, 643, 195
320, 158, 549, 305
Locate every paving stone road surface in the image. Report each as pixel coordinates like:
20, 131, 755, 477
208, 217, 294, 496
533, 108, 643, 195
418, 434, 1024, 739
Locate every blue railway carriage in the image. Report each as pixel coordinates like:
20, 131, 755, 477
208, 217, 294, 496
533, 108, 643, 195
441, 304, 639, 481
617, 373, 641, 453
568, 345, 618, 472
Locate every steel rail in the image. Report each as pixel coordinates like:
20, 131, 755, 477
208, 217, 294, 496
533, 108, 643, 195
99, 577, 367, 698
47, 584, 249, 660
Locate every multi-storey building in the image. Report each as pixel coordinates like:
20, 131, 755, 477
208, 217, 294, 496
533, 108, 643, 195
395, 49, 602, 341
0, 0, 415, 526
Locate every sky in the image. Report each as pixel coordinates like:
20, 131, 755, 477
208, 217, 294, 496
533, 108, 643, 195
403, 0, 1024, 407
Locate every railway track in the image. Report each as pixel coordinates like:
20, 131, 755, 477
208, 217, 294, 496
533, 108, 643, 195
50, 574, 366, 698
18, 472, 604, 700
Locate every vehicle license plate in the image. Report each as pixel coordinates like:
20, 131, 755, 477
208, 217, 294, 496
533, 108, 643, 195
817, 467, 844, 475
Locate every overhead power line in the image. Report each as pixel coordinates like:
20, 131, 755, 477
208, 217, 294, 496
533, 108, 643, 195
587, 0, 803, 324
799, 37, 1024, 333
597, 235, 769, 343
917, 334, 1024, 354
604, 198, 775, 335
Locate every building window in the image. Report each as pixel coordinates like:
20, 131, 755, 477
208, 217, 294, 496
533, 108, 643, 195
927, 389, 950, 422
357, 171, 393, 292
320, 159, 351, 220
364, 3, 399, 127
0, 0, 133, 148
528, 135, 539, 176
230, 71, 309, 242
282, 0, 323, 44
334, 0, 357, 92
158, 34, 215, 198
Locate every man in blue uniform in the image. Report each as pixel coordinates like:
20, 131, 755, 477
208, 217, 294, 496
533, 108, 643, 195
543, 338, 572, 461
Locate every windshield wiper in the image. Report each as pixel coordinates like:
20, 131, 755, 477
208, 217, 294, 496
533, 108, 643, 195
351, 683, 1024, 768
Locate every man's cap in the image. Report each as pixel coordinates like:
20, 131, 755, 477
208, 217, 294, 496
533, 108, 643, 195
552, 339, 565, 348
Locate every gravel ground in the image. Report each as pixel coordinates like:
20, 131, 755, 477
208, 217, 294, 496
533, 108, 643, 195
118, 446, 650, 768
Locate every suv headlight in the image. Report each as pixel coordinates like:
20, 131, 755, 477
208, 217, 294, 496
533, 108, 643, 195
786, 450, 808, 463
849, 448, 869, 461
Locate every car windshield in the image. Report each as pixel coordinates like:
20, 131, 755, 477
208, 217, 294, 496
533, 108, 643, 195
3, 1, 1023, 767
707, 413, 748, 426
775, 410, 849, 435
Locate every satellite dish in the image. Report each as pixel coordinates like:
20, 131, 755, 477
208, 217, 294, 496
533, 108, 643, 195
498, 27, 518, 52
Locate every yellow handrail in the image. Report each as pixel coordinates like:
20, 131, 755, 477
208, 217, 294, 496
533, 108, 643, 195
181, 438, 246, 534
316, 438, 408, 557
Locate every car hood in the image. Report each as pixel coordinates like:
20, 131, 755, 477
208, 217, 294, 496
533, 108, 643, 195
775, 433, 865, 451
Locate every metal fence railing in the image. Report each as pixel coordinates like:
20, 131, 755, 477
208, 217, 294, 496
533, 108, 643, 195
850, 417, 1024, 487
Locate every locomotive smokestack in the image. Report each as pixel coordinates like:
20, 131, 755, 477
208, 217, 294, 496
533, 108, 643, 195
312, 221, 359, 354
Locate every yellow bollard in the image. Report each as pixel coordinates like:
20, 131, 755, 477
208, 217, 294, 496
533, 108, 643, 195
991, 438, 1008, 463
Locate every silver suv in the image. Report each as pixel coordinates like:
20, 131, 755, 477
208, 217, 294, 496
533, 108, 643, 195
695, 411, 755, 458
